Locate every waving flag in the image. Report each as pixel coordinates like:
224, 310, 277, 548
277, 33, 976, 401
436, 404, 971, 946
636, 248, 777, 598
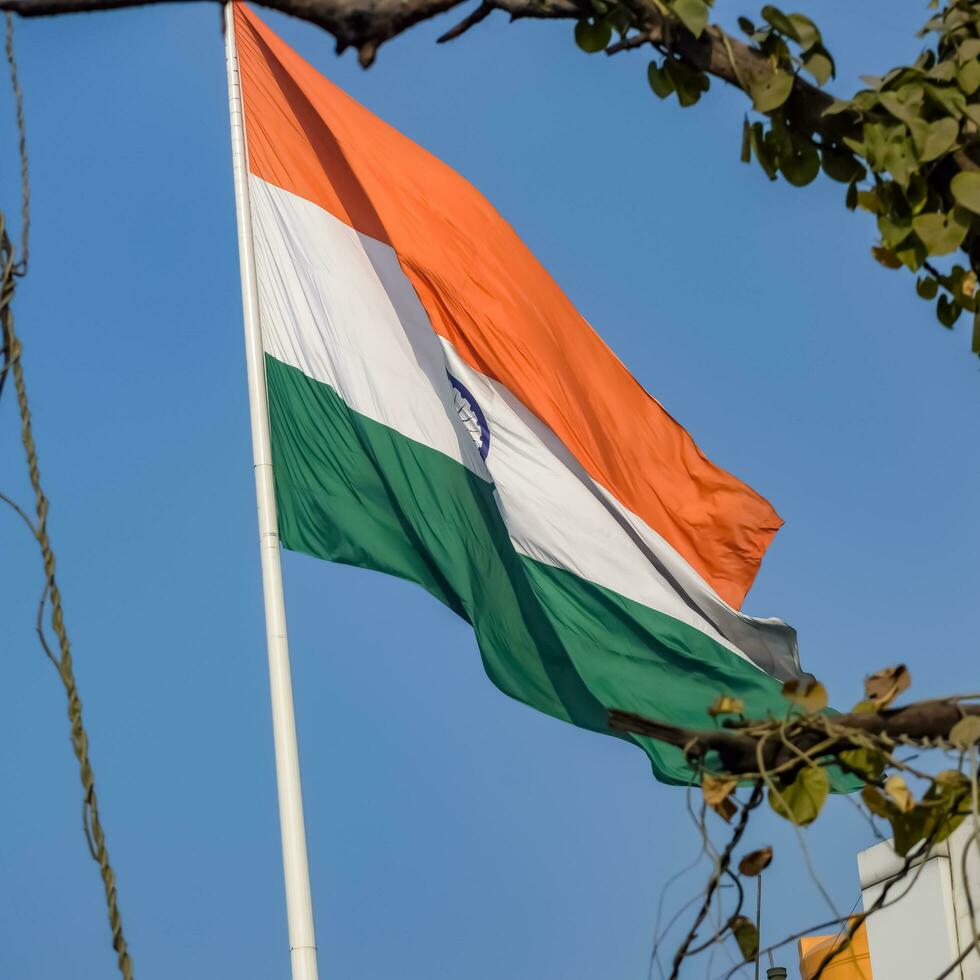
233, 2, 806, 783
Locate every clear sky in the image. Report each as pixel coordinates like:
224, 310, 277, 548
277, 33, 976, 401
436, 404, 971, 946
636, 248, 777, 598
0, 3, 977, 978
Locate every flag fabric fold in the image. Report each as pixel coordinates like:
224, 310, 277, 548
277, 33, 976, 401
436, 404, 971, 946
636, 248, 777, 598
233, 2, 808, 783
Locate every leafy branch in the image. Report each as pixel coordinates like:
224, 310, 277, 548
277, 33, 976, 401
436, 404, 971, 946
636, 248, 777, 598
609, 666, 980, 976
4, 0, 980, 353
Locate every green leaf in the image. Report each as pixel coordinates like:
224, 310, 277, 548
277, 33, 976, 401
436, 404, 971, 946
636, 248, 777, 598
759, 32, 791, 63
574, 17, 611, 52
851, 700, 879, 713
647, 61, 675, 99
917, 275, 939, 299
958, 39, 980, 65
787, 13, 820, 47
857, 121, 887, 168
877, 213, 912, 249
823, 99, 853, 117
927, 60, 957, 82
879, 91, 920, 125
845, 179, 859, 210
891, 804, 932, 856
963, 105, 980, 129
663, 59, 709, 107
750, 69, 794, 112
838, 747, 886, 781
881, 134, 918, 188
937, 295, 962, 328
925, 83, 966, 117
729, 916, 759, 961
822, 147, 865, 183
862, 784, 893, 818
895, 237, 927, 271
881, 65, 921, 88
887, 773, 970, 853
856, 189, 882, 213
670, 0, 709, 38
951, 171, 980, 213
802, 46, 834, 86
768, 766, 830, 826
944, 7, 972, 30
851, 91, 880, 113
780, 138, 820, 186
906, 173, 928, 214
749, 122, 778, 179
959, 59, 980, 96
760, 4, 799, 40
912, 210, 969, 255
926, 772, 972, 843
768, 115, 793, 161
740, 116, 752, 162
603, 5, 631, 36
917, 117, 959, 162
737, 15, 755, 35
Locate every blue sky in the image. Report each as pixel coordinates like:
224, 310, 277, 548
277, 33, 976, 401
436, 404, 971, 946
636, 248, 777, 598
1, 3, 977, 978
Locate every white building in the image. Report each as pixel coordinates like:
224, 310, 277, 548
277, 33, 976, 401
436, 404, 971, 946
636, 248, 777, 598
858, 821, 980, 979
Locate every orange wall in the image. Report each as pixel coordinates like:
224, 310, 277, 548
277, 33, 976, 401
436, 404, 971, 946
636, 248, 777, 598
798, 920, 873, 979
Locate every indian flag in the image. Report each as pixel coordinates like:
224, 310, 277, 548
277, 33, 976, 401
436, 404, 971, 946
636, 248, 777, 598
232, 3, 808, 784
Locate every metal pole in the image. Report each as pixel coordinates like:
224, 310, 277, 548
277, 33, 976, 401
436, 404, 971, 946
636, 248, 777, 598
755, 875, 762, 980
224, 6, 320, 978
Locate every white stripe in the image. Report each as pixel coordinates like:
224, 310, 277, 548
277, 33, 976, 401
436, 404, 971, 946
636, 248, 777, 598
250, 175, 488, 479
250, 177, 802, 680
440, 343, 801, 678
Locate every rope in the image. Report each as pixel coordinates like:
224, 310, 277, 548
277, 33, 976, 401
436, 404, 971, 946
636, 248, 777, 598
5, 14, 28, 274
3, 15, 133, 978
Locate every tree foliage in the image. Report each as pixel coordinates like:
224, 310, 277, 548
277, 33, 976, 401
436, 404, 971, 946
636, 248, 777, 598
6, 0, 980, 355
610, 668, 980, 977
578, 0, 980, 352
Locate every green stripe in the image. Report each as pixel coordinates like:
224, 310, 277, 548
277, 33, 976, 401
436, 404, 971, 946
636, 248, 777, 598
266, 355, 787, 784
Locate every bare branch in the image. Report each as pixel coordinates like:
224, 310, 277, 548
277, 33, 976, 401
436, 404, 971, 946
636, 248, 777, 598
437, 0, 492, 43
0, 0, 856, 146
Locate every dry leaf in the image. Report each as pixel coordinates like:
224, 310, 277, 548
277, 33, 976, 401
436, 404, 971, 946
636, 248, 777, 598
738, 846, 773, 877
864, 665, 910, 707
708, 695, 745, 717
714, 795, 737, 822
782, 678, 828, 713
703, 773, 738, 805
949, 715, 980, 749
885, 774, 915, 813
703, 773, 738, 821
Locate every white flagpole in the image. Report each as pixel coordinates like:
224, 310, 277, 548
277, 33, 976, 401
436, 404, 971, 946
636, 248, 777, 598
223, 6, 320, 979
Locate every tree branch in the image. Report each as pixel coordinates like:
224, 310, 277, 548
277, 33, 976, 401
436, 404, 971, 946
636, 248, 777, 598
609, 699, 980, 776
0, 0, 857, 146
